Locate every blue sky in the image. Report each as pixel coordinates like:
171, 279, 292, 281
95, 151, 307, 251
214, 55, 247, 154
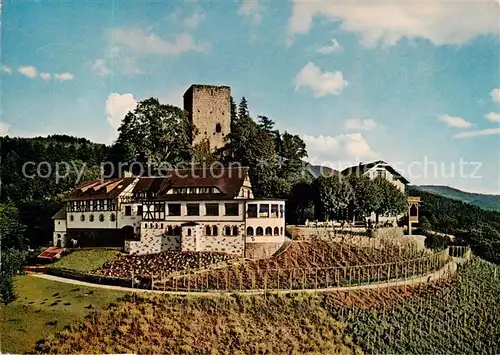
1, 0, 499, 194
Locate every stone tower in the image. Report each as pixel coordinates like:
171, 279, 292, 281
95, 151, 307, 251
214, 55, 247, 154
183, 84, 231, 151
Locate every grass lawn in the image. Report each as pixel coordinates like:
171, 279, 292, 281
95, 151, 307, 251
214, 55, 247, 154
0, 275, 126, 354
52, 249, 121, 272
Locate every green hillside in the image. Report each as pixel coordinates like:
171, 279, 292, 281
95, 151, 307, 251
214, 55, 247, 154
414, 185, 500, 212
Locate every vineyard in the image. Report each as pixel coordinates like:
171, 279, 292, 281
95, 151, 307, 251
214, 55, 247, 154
155, 241, 450, 291
35, 258, 499, 354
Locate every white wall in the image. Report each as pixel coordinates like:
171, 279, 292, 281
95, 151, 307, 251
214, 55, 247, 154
244, 200, 286, 236
54, 219, 66, 232
66, 211, 118, 229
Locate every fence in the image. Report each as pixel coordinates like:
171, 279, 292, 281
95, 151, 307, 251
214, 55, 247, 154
153, 247, 461, 293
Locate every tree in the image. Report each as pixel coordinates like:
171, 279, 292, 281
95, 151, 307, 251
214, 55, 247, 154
111, 98, 192, 170
258, 115, 275, 133
0, 248, 27, 304
190, 137, 219, 167
238, 97, 249, 120
277, 132, 307, 179
373, 177, 407, 224
316, 173, 352, 221
289, 181, 314, 224
230, 96, 238, 128
346, 173, 379, 222
0, 203, 28, 249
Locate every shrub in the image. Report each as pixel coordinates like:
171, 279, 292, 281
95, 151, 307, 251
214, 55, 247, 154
424, 234, 450, 251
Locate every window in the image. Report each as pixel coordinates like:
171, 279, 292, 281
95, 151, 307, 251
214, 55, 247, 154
125, 206, 132, 216
259, 204, 269, 218
280, 227, 283, 235
215, 123, 222, 133
212, 225, 218, 236
205, 225, 212, 236
247, 204, 257, 218
225, 203, 239, 216
232, 226, 239, 236
256, 227, 264, 236
80, 214, 85, 222
377, 170, 386, 179
189, 187, 197, 194
187, 228, 192, 236
246, 227, 254, 236
168, 204, 181, 216
274, 227, 279, 235
70, 215, 74, 222
167, 226, 173, 235
225, 226, 231, 236
89, 214, 94, 222
174, 226, 182, 236
265, 227, 272, 236
279, 205, 284, 218
271, 204, 278, 218
205, 203, 219, 216
186, 203, 200, 216
99, 214, 104, 222
137, 205, 143, 216
98, 200, 105, 210
110, 213, 116, 222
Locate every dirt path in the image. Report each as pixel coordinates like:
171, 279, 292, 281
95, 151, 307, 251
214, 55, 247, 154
30, 258, 462, 297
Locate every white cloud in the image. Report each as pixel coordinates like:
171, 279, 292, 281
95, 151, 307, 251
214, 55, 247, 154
303, 132, 376, 165
111, 28, 209, 55
287, 1, 498, 48
54, 72, 75, 81
18, 66, 38, 78
106, 93, 137, 130
490, 88, 500, 103
91, 59, 111, 77
318, 38, 342, 54
1, 65, 12, 74
344, 118, 377, 131
439, 114, 472, 128
455, 128, 500, 138
485, 112, 500, 122
184, 10, 204, 27
294, 62, 348, 97
0, 121, 11, 136
40, 73, 51, 81
238, 1, 263, 24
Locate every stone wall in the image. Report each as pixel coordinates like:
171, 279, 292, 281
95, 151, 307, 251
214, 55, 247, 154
125, 234, 181, 255
184, 84, 230, 150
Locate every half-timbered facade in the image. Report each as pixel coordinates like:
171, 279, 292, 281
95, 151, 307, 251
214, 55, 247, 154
52, 167, 286, 258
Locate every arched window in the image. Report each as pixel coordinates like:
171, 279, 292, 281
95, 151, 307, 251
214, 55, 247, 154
265, 227, 272, 236
213, 225, 218, 236
187, 228, 192, 236
89, 214, 94, 222
155, 223, 158, 229
256, 227, 264, 236
215, 123, 222, 133
174, 226, 181, 236
110, 213, 116, 222
232, 226, 239, 236
225, 226, 231, 236
57, 233, 61, 239
280, 227, 283, 235
167, 226, 173, 235
274, 227, 279, 235
70, 215, 74, 222
99, 214, 104, 222
160, 223, 163, 229
206, 225, 211, 236
246, 226, 254, 236
80, 214, 85, 222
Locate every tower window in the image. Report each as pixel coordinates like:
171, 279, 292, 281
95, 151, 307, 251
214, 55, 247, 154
215, 123, 222, 133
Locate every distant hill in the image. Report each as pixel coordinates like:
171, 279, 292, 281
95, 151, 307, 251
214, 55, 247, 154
413, 185, 500, 212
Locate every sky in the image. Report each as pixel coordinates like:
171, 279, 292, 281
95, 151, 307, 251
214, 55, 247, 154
1, 0, 499, 194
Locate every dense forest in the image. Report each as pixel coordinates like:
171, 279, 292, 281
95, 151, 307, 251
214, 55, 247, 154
408, 186, 500, 263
